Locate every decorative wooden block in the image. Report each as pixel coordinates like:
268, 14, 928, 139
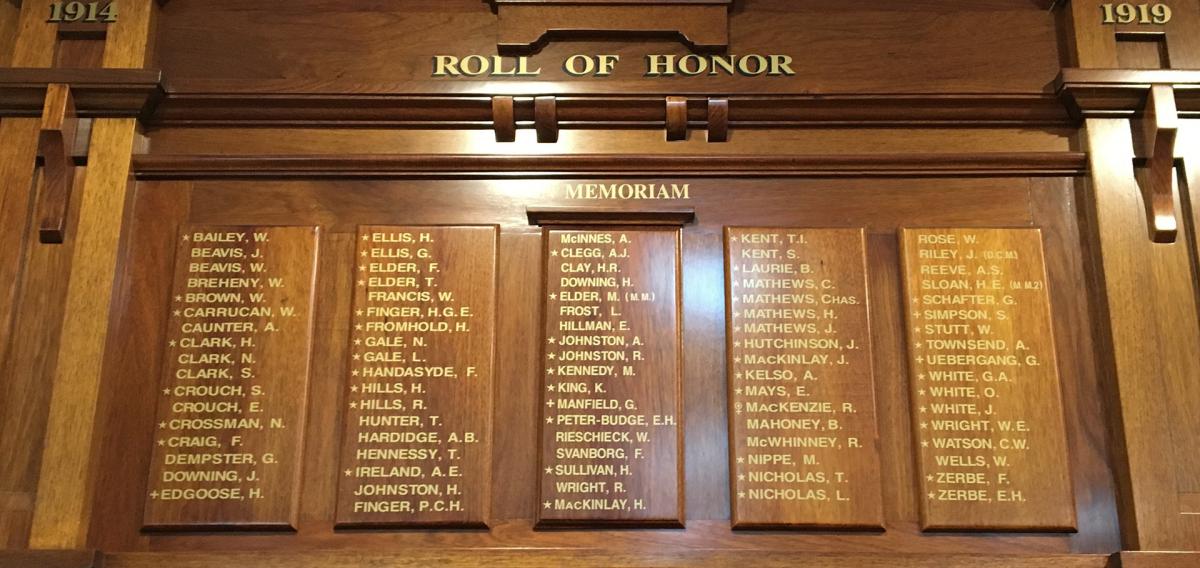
488, 1, 731, 54
900, 228, 1076, 532
143, 225, 320, 531
336, 225, 497, 528
725, 227, 884, 530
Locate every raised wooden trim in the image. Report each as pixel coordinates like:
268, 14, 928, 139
1057, 68, 1200, 119
1112, 551, 1200, 567
490, 1, 731, 54
0, 550, 99, 568
150, 86, 1071, 128
130, 152, 1089, 179
0, 68, 164, 119
96, 551, 1113, 568
665, 96, 687, 141
492, 95, 517, 142
527, 206, 695, 226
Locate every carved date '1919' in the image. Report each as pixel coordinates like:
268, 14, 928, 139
1101, 3, 1171, 24
48, 1, 116, 24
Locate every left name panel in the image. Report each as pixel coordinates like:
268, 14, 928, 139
144, 225, 320, 531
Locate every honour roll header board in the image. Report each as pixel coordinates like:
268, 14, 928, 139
336, 225, 497, 528
725, 227, 884, 530
538, 227, 685, 527
900, 228, 1075, 532
144, 225, 320, 531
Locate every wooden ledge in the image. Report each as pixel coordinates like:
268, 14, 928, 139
1056, 68, 1200, 119
97, 551, 1112, 568
130, 152, 1089, 180
0, 68, 165, 119
0, 550, 100, 568
528, 206, 695, 226
487, 0, 731, 54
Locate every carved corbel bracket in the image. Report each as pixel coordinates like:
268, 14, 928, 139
1136, 84, 1178, 243
36, 84, 81, 244
487, 0, 731, 54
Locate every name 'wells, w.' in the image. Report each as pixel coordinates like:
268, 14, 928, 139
565, 183, 691, 200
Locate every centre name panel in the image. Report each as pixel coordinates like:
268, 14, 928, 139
336, 226, 497, 528
900, 228, 1075, 532
538, 227, 684, 527
144, 225, 319, 531
725, 228, 884, 530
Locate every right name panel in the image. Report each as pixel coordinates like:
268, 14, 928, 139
900, 228, 1076, 532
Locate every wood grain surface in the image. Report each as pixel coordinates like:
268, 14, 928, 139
537, 227, 684, 527
901, 228, 1074, 532
143, 225, 319, 530
725, 227, 883, 530
336, 225, 496, 528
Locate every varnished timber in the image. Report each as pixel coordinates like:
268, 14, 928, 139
1057, 69, 1200, 119
0, 68, 164, 119
97, 551, 1114, 568
28, 0, 158, 549
36, 84, 79, 244
130, 153, 1089, 179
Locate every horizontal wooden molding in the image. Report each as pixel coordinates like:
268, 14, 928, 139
0, 68, 164, 119
1057, 68, 1200, 119
131, 153, 1088, 180
67, 551, 1115, 568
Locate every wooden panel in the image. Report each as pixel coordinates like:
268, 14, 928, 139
143, 225, 319, 530
901, 228, 1075, 532
336, 225, 496, 528
538, 227, 683, 527
724, 227, 883, 530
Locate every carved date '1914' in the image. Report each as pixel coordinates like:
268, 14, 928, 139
48, 1, 117, 24
1101, 3, 1171, 24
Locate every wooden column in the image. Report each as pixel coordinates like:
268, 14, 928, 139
1061, 0, 1200, 552
27, 0, 157, 549
0, 1, 63, 549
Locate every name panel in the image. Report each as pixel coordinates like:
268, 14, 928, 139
901, 228, 1075, 531
144, 225, 320, 530
538, 228, 684, 527
336, 225, 497, 528
725, 227, 883, 530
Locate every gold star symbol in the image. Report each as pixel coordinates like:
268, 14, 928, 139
921, 441, 929, 448
927, 492, 936, 499
158, 422, 166, 429
350, 385, 358, 392
354, 339, 362, 345
355, 310, 363, 316
550, 250, 558, 257
162, 389, 170, 395
926, 475, 934, 481
349, 402, 357, 409
920, 406, 927, 413
357, 280, 365, 286
736, 457, 744, 464
549, 293, 557, 300
353, 354, 361, 360
174, 295, 182, 302
737, 491, 745, 499
920, 422, 928, 429
157, 439, 165, 446
168, 340, 177, 347
547, 337, 556, 344
182, 235, 190, 241
351, 369, 359, 377
544, 467, 552, 474
361, 235, 369, 241
172, 310, 181, 317
360, 251, 367, 257
545, 417, 553, 424
359, 265, 366, 272
547, 353, 555, 360
547, 385, 555, 392
543, 501, 552, 509
355, 324, 363, 330
345, 469, 353, 476
737, 474, 745, 481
